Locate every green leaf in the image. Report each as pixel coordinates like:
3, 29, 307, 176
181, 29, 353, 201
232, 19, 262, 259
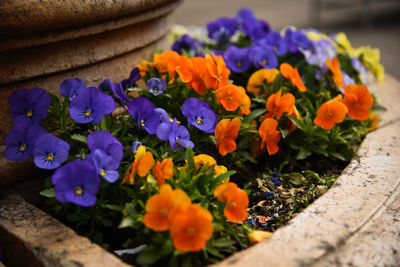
213, 239, 236, 248
137, 245, 162, 265
212, 171, 236, 191
70, 134, 87, 144
101, 204, 123, 212
101, 218, 113, 227
185, 146, 195, 172
288, 116, 305, 131
39, 188, 55, 198
242, 108, 267, 124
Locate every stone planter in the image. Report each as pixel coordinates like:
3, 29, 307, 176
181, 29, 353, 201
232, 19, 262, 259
0, 0, 181, 185
0, 74, 399, 266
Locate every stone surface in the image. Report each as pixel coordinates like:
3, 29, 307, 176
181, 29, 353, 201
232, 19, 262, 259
0, 194, 130, 267
215, 75, 400, 267
0, 0, 180, 145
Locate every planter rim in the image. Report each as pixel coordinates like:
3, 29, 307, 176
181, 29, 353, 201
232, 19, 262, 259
0, 0, 180, 39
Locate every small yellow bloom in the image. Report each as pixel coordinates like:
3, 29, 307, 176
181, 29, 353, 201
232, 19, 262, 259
248, 230, 272, 245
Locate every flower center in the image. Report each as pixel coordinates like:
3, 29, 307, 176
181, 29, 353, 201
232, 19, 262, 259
100, 169, 106, 176
140, 119, 145, 127
262, 59, 267, 65
19, 144, 26, 152
326, 112, 332, 118
26, 110, 33, 117
161, 209, 168, 215
196, 117, 203, 125
153, 88, 158, 94
236, 62, 242, 68
85, 109, 91, 117
46, 153, 54, 161
75, 186, 83, 195
187, 227, 195, 235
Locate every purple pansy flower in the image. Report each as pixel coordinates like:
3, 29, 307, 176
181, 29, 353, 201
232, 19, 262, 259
52, 159, 99, 207
154, 108, 171, 123
250, 45, 278, 69
33, 133, 70, 169
121, 67, 141, 90
299, 39, 336, 68
207, 17, 238, 43
128, 97, 160, 135
69, 87, 115, 124
87, 130, 123, 169
351, 58, 369, 85
181, 97, 217, 133
60, 78, 86, 101
172, 34, 204, 56
86, 149, 119, 183
223, 46, 252, 73
156, 119, 194, 150
263, 31, 287, 56
284, 28, 311, 54
99, 79, 130, 109
8, 88, 51, 125
5, 123, 46, 161
342, 71, 356, 86
147, 78, 167, 96
131, 141, 142, 154
236, 8, 269, 41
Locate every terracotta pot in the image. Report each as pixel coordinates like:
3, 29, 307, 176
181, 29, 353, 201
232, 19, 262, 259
0, 0, 181, 185
0, 75, 399, 266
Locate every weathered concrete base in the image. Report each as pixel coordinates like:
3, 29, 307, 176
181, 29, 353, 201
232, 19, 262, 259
215, 75, 400, 267
0, 194, 130, 267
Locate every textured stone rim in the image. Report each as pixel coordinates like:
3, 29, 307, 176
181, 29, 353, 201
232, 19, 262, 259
1, 76, 399, 266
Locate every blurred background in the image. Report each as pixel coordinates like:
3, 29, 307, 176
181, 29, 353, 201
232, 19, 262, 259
174, 0, 400, 79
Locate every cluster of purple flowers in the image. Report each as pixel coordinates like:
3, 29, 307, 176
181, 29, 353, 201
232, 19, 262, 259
5, 67, 145, 206
172, 8, 311, 74
51, 131, 123, 206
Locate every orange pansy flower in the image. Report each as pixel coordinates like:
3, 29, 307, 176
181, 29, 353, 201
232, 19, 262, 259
238, 86, 251, 115
169, 203, 213, 252
137, 60, 153, 77
215, 118, 241, 156
187, 57, 209, 95
264, 89, 295, 119
152, 158, 174, 186
314, 96, 348, 130
203, 54, 230, 89
143, 184, 191, 232
214, 182, 248, 223
258, 118, 281, 155
215, 83, 244, 112
214, 182, 238, 202
121, 146, 154, 185
326, 57, 344, 88
174, 55, 194, 83
247, 68, 279, 94
193, 154, 217, 172
154, 50, 180, 77
280, 63, 307, 92
342, 84, 374, 120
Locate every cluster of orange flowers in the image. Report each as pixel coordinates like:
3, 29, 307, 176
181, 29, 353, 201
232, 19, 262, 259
144, 184, 213, 252
314, 84, 374, 130
121, 146, 174, 186
138, 51, 250, 114
245, 64, 303, 156
214, 182, 249, 223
